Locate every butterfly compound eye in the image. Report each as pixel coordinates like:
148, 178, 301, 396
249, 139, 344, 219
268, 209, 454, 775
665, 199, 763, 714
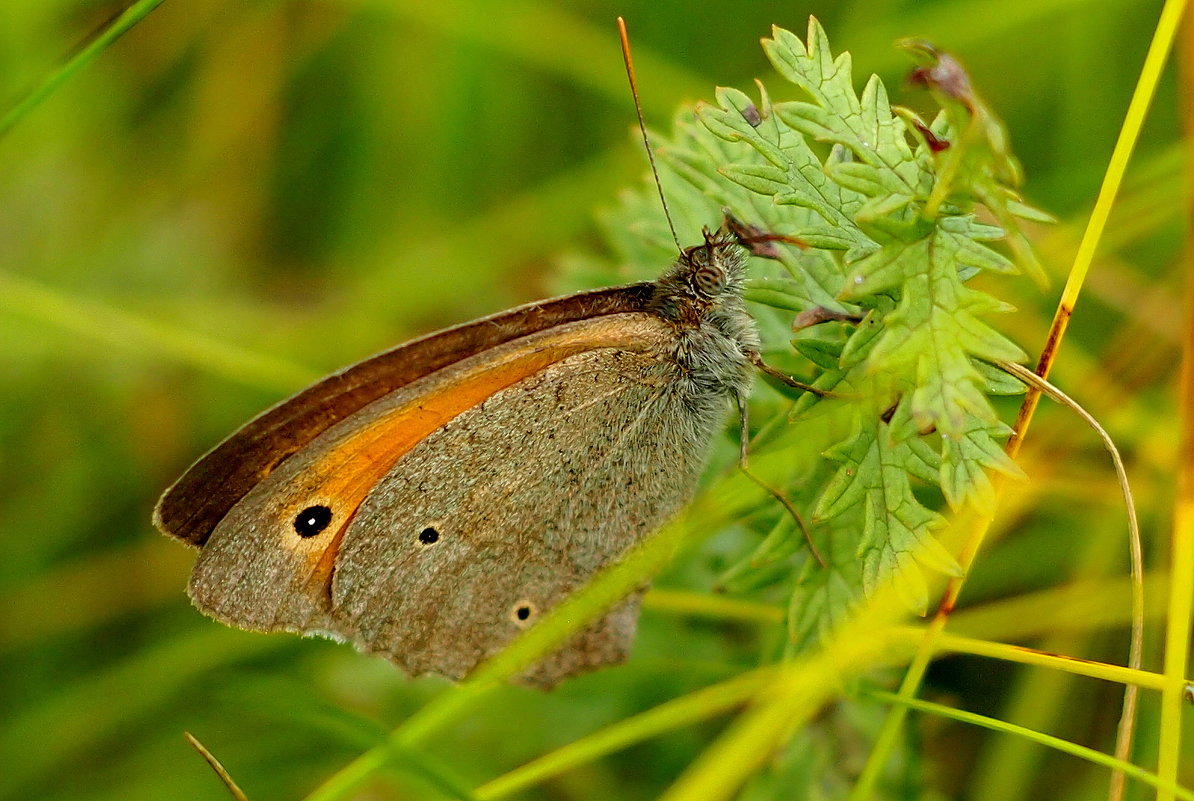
693, 264, 725, 296
294, 505, 333, 537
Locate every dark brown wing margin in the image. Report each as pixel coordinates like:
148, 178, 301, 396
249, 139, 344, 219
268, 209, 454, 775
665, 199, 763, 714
154, 284, 656, 546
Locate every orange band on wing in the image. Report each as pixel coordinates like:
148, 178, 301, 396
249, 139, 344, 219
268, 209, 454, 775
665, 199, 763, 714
293, 313, 668, 584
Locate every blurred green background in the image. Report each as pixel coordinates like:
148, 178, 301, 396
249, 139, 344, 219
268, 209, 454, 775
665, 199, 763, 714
0, 0, 1185, 799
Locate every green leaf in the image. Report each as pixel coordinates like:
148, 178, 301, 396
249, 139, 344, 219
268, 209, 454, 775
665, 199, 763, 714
793, 339, 843, 371
787, 554, 860, 655
814, 420, 961, 611
844, 231, 1027, 437
718, 518, 804, 591
596, 15, 1037, 627
897, 38, 1049, 283
974, 359, 1028, 395
940, 416, 1027, 512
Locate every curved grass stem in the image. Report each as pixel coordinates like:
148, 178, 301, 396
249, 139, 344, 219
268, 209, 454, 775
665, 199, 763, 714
850, 2, 1187, 796
865, 690, 1194, 801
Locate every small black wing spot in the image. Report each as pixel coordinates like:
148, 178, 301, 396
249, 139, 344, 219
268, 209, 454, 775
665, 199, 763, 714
509, 600, 538, 628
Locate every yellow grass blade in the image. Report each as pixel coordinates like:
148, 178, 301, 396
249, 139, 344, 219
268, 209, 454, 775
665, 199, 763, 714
1158, 7, 1194, 797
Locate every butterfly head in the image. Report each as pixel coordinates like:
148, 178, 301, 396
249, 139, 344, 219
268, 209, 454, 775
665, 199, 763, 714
680, 227, 744, 297
653, 227, 747, 318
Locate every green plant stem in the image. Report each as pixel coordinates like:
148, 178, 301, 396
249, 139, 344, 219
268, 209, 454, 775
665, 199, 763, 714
476, 668, 775, 800
642, 589, 785, 623
0, 0, 170, 138
924, 630, 1171, 690
1000, 360, 1144, 797
866, 690, 1194, 801
0, 270, 315, 393
658, 597, 916, 801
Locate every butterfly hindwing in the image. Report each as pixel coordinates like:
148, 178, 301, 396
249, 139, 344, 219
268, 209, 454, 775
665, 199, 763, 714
332, 344, 713, 685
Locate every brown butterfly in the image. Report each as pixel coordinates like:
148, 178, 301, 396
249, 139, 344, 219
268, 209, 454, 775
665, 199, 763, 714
155, 226, 762, 685
154, 19, 798, 686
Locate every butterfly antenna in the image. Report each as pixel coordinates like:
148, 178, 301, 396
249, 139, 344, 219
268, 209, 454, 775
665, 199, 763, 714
617, 17, 682, 255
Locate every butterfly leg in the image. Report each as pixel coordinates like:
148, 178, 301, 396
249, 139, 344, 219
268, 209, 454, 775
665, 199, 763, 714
734, 392, 826, 568
746, 350, 837, 397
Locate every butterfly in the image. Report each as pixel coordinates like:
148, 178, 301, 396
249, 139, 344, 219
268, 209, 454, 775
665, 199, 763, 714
153, 18, 807, 686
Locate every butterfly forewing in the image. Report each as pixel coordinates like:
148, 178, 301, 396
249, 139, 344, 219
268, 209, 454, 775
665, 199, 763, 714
155, 286, 655, 548
184, 312, 687, 683
333, 341, 712, 685
163, 230, 757, 686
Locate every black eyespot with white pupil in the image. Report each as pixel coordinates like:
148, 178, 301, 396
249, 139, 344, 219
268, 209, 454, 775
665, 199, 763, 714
294, 505, 332, 537
418, 526, 439, 545
693, 265, 725, 296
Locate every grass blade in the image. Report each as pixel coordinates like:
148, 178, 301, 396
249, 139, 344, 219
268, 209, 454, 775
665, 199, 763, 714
1158, 5, 1194, 797
476, 669, 773, 800
0, 0, 169, 138
866, 690, 1194, 801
